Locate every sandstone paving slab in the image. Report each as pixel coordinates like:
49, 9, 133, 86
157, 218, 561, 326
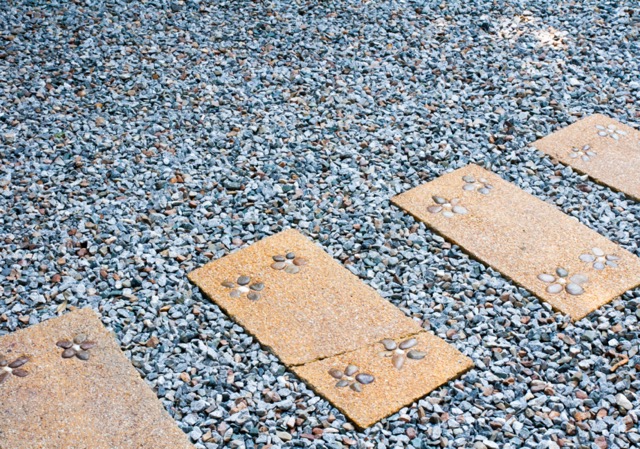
188, 229, 422, 366
0, 308, 194, 449
391, 164, 640, 321
291, 330, 473, 429
531, 114, 640, 201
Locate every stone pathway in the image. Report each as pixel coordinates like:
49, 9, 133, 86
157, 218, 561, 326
0, 309, 194, 449
532, 114, 640, 201
292, 331, 471, 429
188, 229, 472, 428
3, 135, 640, 439
392, 164, 640, 321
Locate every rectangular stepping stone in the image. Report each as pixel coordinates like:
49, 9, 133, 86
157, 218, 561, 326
392, 164, 640, 321
291, 330, 473, 429
188, 229, 422, 366
0, 308, 194, 449
532, 114, 640, 201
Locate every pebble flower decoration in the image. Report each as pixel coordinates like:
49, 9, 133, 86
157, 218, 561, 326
57, 334, 97, 361
379, 337, 426, 370
0, 355, 29, 384
579, 247, 619, 270
462, 175, 493, 195
271, 252, 308, 274
328, 365, 375, 393
596, 124, 626, 140
537, 268, 587, 296
568, 145, 596, 162
427, 196, 468, 217
221, 276, 264, 301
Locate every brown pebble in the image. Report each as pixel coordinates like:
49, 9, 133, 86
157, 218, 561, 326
247, 292, 261, 301
399, 338, 417, 350
293, 257, 308, 266
56, 340, 73, 349
271, 262, 286, 270
80, 341, 96, 350
62, 348, 76, 358
355, 373, 374, 385
9, 357, 29, 369
12, 368, 29, 377
393, 353, 405, 370
328, 368, 344, 379
272, 255, 285, 262
407, 350, 426, 360
381, 339, 397, 351
345, 365, 358, 376
221, 281, 235, 288
76, 351, 90, 361
284, 265, 299, 274
74, 334, 87, 345
145, 336, 160, 348
0, 371, 10, 384
237, 275, 250, 286
286, 252, 296, 260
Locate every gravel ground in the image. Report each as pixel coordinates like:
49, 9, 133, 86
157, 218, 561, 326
1, 0, 640, 448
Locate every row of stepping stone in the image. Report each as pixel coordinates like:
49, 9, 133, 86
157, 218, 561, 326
187, 114, 640, 427
1, 115, 639, 443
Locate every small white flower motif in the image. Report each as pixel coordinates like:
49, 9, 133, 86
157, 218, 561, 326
579, 247, 620, 270
427, 196, 468, 218
596, 124, 627, 141
568, 145, 597, 162
537, 267, 588, 296
462, 175, 493, 195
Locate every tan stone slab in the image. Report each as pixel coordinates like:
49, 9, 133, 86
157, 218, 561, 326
392, 164, 640, 321
0, 308, 194, 449
188, 229, 422, 366
531, 114, 640, 201
291, 330, 473, 429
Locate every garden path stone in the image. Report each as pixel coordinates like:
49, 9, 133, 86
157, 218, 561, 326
392, 164, 640, 321
189, 229, 471, 427
0, 308, 194, 449
291, 330, 473, 429
188, 229, 422, 366
532, 114, 640, 201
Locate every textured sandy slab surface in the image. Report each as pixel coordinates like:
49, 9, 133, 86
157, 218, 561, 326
188, 229, 421, 366
0, 308, 194, 449
531, 114, 640, 201
392, 164, 640, 321
291, 331, 473, 429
